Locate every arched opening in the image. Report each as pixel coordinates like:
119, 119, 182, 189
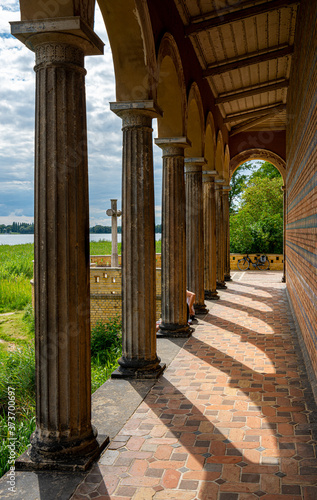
156, 34, 186, 138
229, 159, 285, 275
230, 148, 286, 184
204, 112, 216, 170
186, 83, 204, 157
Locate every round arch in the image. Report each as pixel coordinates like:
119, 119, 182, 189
156, 33, 187, 138
98, 0, 157, 101
230, 149, 286, 182
204, 112, 216, 170
19, 0, 157, 102
185, 83, 204, 157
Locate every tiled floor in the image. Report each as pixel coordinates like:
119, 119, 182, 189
71, 272, 317, 499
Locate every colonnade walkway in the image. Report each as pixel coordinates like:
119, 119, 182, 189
72, 271, 317, 500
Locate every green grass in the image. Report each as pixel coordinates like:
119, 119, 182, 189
0, 244, 34, 313
0, 311, 36, 478
0, 309, 121, 478
0, 310, 34, 354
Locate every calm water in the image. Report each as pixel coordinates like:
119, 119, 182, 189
0, 233, 161, 246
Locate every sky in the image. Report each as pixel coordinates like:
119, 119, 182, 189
0, 1, 163, 227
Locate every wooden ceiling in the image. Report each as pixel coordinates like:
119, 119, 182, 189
174, 0, 299, 135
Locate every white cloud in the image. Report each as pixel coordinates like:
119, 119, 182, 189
0, 2, 162, 228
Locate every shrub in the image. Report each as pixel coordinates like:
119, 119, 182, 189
91, 317, 122, 364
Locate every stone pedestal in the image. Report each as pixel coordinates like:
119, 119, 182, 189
10, 20, 107, 470
155, 138, 192, 337
282, 185, 286, 283
185, 159, 208, 315
203, 171, 219, 300
110, 101, 165, 377
223, 186, 232, 281
215, 180, 227, 290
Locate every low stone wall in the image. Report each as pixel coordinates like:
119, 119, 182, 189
90, 254, 162, 268
90, 266, 162, 328
230, 253, 283, 271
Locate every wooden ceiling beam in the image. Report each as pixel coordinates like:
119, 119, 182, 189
230, 108, 286, 135
185, 0, 300, 36
215, 79, 289, 105
224, 103, 286, 124
203, 45, 293, 77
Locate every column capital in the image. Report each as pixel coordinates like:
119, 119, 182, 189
184, 157, 206, 174
203, 169, 218, 176
222, 185, 231, 192
155, 137, 191, 156
10, 17, 104, 56
281, 185, 286, 191
214, 178, 225, 189
110, 100, 163, 120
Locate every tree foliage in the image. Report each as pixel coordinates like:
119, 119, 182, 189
229, 162, 253, 214
230, 163, 283, 254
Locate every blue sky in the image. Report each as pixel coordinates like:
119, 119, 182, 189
0, 1, 163, 227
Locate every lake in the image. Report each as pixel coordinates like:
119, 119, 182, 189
0, 233, 162, 246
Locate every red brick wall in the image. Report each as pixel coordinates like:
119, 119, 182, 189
286, 0, 317, 376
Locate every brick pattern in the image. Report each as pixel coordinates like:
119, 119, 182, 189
90, 267, 162, 327
286, 0, 317, 377
71, 276, 317, 499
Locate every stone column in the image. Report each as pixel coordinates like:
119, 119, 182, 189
215, 179, 227, 289
282, 185, 286, 283
185, 158, 208, 315
223, 186, 232, 281
155, 138, 192, 337
203, 171, 219, 300
110, 101, 165, 378
10, 20, 106, 469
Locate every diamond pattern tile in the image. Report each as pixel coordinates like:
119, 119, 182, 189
70, 275, 317, 499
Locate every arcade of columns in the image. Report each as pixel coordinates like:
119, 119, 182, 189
11, 14, 234, 471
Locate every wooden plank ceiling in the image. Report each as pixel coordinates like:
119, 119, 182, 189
174, 0, 299, 135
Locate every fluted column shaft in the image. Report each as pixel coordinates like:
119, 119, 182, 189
215, 181, 227, 289
185, 159, 208, 314
155, 139, 191, 337
111, 102, 164, 377
30, 40, 98, 463
203, 172, 219, 300
223, 187, 232, 281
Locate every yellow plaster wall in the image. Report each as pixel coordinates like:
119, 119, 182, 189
90, 266, 162, 327
230, 254, 284, 271
90, 254, 162, 268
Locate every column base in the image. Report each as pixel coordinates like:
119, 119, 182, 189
194, 303, 209, 315
112, 356, 165, 379
157, 323, 193, 338
112, 362, 166, 379
281, 275, 286, 283
15, 431, 109, 472
224, 274, 232, 281
216, 281, 227, 289
205, 290, 220, 300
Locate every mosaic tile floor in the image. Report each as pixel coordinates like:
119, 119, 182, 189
72, 273, 317, 499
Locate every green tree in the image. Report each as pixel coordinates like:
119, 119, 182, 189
230, 176, 283, 254
249, 161, 280, 181
229, 162, 254, 214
